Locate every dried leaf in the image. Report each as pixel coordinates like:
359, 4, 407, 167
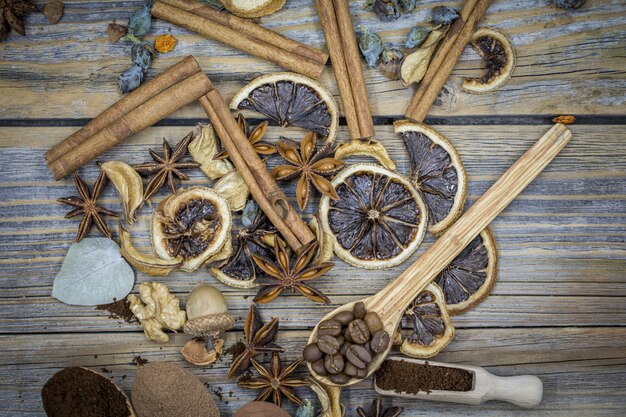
334, 139, 397, 171
189, 124, 233, 180
100, 161, 143, 225
52, 238, 135, 306
400, 28, 446, 86
213, 170, 250, 211
119, 225, 181, 276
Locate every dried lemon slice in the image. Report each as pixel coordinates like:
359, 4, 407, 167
320, 163, 428, 269
230, 72, 339, 145
395, 121, 467, 235
462, 27, 516, 94
400, 283, 455, 358
221, 0, 286, 18
435, 227, 498, 314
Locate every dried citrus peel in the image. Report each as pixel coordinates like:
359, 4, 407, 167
188, 124, 233, 180
100, 161, 143, 225
221, 0, 286, 18
213, 170, 249, 212
400, 28, 447, 86
119, 225, 181, 277
334, 139, 397, 171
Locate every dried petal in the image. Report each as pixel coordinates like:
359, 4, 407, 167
131, 43, 152, 71
154, 33, 177, 53
127, 4, 152, 37
118, 64, 144, 93
405, 25, 432, 49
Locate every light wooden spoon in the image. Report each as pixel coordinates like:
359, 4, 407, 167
308, 123, 572, 387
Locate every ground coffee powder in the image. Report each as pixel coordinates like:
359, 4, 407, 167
41, 367, 131, 417
96, 298, 137, 323
375, 360, 473, 393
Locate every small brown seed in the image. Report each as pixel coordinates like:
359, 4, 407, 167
339, 342, 351, 356
311, 358, 327, 376
333, 310, 355, 325
318, 335, 340, 355
348, 319, 370, 344
345, 344, 371, 369
353, 301, 366, 319
324, 354, 344, 375
364, 312, 383, 334
303, 343, 323, 362
371, 330, 391, 354
329, 373, 350, 384
318, 319, 342, 336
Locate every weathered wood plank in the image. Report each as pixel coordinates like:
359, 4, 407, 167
0, 0, 624, 118
1, 328, 625, 416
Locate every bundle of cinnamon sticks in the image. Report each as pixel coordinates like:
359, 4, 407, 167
405, 0, 493, 122
151, 0, 328, 79
316, 0, 374, 140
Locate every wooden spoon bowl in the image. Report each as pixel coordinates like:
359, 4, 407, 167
308, 124, 572, 387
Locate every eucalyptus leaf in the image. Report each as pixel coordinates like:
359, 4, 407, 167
52, 238, 135, 306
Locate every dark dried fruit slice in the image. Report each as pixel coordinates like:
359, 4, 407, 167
320, 164, 428, 269
230, 72, 339, 145
395, 121, 467, 235
401, 283, 455, 358
435, 227, 498, 314
462, 27, 516, 94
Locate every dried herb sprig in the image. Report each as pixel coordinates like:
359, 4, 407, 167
116, 3, 155, 93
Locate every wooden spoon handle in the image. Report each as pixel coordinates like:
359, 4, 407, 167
370, 123, 572, 321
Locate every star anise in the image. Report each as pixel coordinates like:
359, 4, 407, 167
215, 114, 276, 160
238, 352, 308, 407
228, 303, 284, 378
252, 237, 333, 304
356, 397, 404, 417
57, 171, 119, 242
133, 132, 200, 201
271, 132, 345, 210
0, 0, 38, 41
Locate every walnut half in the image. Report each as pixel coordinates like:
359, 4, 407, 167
129, 282, 186, 343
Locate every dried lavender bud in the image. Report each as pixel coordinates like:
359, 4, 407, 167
358, 27, 383, 68
119, 64, 144, 93
554, 0, 586, 10
128, 4, 152, 37
405, 25, 432, 48
431, 6, 459, 25
199, 0, 226, 10
373, 0, 400, 21
381, 48, 403, 65
398, 0, 416, 13
131, 43, 152, 71
241, 200, 260, 228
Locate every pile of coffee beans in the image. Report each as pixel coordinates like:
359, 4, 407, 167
303, 301, 391, 384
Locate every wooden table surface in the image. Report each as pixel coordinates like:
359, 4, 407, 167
1, 1, 625, 416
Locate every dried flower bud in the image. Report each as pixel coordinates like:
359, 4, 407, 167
358, 26, 384, 68
128, 4, 152, 37
155, 33, 177, 53
406, 25, 432, 48
131, 43, 152, 71
398, 0, 416, 13
379, 47, 404, 80
372, 0, 400, 21
381, 48, 403, 65
241, 200, 261, 228
430, 6, 459, 25
118, 64, 144, 93
107, 23, 128, 43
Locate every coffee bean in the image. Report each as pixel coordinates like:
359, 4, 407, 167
339, 342, 351, 356
364, 312, 383, 334
324, 354, 344, 375
353, 302, 366, 319
355, 366, 368, 378
311, 358, 327, 376
318, 335, 340, 355
303, 343, 323, 362
335, 335, 345, 347
343, 327, 354, 343
329, 373, 350, 384
362, 340, 372, 355
318, 319, 342, 336
348, 319, 370, 344
371, 330, 391, 354
344, 362, 358, 377
333, 310, 355, 325
346, 345, 371, 368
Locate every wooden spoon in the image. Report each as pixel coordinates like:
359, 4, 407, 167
308, 124, 572, 387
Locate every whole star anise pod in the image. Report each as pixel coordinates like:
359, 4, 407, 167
238, 352, 308, 407
133, 132, 200, 201
357, 397, 404, 417
252, 237, 333, 304
215, 114, 276, 160
228, 303, 284, 378
0, 0, 38, 41
57, 171, 119, 242
271, 132, 345, 210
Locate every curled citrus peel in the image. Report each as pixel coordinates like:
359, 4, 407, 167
119, 225, 181, 277
334, 139, 397, 171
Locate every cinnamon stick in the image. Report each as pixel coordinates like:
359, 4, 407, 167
199, 90, 315, 252
151, 1, 327, 79
405, 0, 492, 122
45, 56, 202, 165
48, 72, 213, 180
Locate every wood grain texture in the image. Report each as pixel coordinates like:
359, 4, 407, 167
0, 0, 624, 119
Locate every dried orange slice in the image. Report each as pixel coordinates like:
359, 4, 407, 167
319, 163, 428, 269
221, 0, 286, 18
400, 283, 455, 358
462, 27, 516, 94
435, 227, 498, 314
395, 121, 467, 235
230, 72, 339, 145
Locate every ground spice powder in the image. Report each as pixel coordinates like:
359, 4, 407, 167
96, 298, 137, 323
375, 360, 473, 394
41, 367, 131, 417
